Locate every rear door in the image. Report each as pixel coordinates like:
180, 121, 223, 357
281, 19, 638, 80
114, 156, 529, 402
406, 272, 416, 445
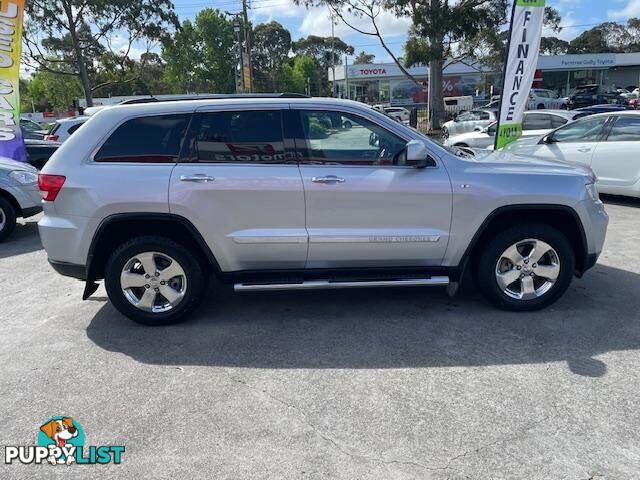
292, 106, 452, 269
590, 115, 640, 190
169, 106, 307, 272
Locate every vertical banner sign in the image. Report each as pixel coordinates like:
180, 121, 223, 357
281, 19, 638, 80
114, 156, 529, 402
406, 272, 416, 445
495, 0, 546, 150
0, 0, 26, 162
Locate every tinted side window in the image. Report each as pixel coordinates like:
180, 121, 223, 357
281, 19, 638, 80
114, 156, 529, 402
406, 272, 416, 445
67, 123, 84, 135
550, 115, 569, 128
95, 114, 190, 163
551, 117, 608, 143
297, 110, 406, 166
193, 110, 287, 164
523, 113, 552, 130
606, 117, 640, 142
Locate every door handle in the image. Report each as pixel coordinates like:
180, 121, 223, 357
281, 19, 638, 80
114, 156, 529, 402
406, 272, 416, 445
577, 147, 592, 153
311, 175, 346, 184
180, 174, 215, 183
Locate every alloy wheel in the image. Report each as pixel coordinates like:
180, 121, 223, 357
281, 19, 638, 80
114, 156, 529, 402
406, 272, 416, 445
120, 251, 187, 313
495, 238, 560, 300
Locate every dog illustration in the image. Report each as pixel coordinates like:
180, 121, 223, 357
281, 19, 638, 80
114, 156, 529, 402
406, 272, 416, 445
40, 417, 78, 465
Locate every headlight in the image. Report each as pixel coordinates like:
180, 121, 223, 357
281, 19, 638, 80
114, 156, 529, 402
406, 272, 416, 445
586, 183, 600, 202
9, 170, 38, 185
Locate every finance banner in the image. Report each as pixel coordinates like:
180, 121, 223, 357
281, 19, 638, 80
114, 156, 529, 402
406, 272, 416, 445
495, 0, 546, 150
0, 0, 26, 162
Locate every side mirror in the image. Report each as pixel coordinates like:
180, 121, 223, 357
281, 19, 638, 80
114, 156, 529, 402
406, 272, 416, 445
540, 134, 553, 144
405, 140, 432, 168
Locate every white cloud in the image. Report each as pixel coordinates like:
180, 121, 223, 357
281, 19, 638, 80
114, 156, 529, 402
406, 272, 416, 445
299, 5, 410, 39
607, 0, 640, 20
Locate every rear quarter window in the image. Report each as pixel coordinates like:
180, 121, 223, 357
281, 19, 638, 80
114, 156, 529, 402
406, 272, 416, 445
94, 114, 191, 163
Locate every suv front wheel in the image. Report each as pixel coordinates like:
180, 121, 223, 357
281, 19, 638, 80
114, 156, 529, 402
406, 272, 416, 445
105, 236, 205, 325
475, 224, 575, 311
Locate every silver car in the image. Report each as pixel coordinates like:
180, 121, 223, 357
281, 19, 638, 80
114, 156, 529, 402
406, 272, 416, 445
38, 96, 608, 325
442, 109, 498, 139
0, 157, 42, 241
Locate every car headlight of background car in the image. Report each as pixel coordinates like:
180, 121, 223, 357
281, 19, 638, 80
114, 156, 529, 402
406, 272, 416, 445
9, 170, 38, 185
586, 183, 600, 202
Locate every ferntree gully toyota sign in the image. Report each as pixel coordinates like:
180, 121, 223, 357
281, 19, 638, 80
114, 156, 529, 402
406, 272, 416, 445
495, 0, 546, 150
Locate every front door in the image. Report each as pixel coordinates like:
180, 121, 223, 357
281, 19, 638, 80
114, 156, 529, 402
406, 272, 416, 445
292, 108, 452, 269
534, 115, 610, 166
170, 107, 307, 272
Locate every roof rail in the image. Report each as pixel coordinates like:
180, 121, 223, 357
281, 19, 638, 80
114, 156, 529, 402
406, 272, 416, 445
119, 93, 310, 105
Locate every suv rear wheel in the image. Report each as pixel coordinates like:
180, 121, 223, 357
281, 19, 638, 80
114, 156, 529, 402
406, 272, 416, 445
0, 196, 17, 242
105, 236, 205, 325
475, 224, 575, 311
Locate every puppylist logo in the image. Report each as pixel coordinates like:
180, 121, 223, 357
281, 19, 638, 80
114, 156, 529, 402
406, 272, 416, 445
4, 416, 125, 465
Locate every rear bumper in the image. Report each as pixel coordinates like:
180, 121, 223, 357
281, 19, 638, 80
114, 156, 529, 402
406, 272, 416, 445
48, 259, 87, 281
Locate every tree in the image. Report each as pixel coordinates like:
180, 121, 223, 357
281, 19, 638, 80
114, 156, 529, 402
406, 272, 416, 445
540, 37, 570, 55
252, 22, 292, 92
292, 35, 354, 94
293, 56, 319, 95
24, 0, 179, 107
162, 9, 237, 94
567, 19, 640, 54
25, 71, 83, 112
353, 51, 375, 64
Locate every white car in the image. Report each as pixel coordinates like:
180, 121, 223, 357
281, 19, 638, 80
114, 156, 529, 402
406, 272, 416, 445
442, 109, 498, 139
444, 110, 582, 149
528, 89, 568, 110
372, 105, 410, 124
44, 116, 89, 143
503, 111, 640, 198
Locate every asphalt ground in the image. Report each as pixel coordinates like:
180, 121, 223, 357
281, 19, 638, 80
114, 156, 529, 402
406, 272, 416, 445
1, 195, 639, 479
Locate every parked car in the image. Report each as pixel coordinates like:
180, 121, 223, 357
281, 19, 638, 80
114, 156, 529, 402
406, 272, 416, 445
24, 139, 61, 170
444, 110, 583, 149
528, 89, 568, 110
38, 96, 608, 325
443, 95, 474, 114
567, 84, 624, 109
574, 104, 628, 116
0, 156, 42, 241
372, 105, 411, 124
44, 116, 88, 143
20, 119, 48, 140
442, 109, 498, 139
502, 111, 640, 198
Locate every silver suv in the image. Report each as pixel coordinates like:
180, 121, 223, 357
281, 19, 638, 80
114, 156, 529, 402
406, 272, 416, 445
38, 96, 609, 325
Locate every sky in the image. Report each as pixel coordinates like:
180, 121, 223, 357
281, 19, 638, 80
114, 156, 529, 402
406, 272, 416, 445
151, 0, 640, 64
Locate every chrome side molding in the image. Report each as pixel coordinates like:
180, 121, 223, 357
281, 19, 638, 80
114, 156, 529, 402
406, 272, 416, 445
234, 276, 450, 292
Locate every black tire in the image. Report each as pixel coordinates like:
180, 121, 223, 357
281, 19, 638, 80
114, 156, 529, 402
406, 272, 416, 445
0, 195, 17, 242
104, 236, 205, 325
343, 120, 352, 129
537, 103, 545, 110
442, 127, 449, 139
474, 224, 575, 311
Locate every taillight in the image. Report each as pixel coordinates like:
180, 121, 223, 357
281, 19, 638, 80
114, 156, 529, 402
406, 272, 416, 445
44, 134, 59, 142
38, 174, 66, 201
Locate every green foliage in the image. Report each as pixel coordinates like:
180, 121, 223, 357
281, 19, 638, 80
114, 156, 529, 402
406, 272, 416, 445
25, 0, 179, 105
162, 10, 236, 94
567, 19, 640, 54
353, 51, 375, 64
25, 72, 83, 112
252, 21, 292, 92
292, 35, 354, 95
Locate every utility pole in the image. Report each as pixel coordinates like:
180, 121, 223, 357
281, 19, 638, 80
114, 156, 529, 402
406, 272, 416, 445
330, 10, 336, 97
241, 0, 254, 93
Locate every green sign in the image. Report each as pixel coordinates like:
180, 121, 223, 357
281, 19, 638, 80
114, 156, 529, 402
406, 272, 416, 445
496, 123, 523, 150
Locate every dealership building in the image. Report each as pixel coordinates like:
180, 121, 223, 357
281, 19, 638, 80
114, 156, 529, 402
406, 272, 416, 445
329, 52, 640, 104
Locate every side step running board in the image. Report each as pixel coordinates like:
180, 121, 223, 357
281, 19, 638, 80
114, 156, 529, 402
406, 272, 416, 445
234, 276, 450, 292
